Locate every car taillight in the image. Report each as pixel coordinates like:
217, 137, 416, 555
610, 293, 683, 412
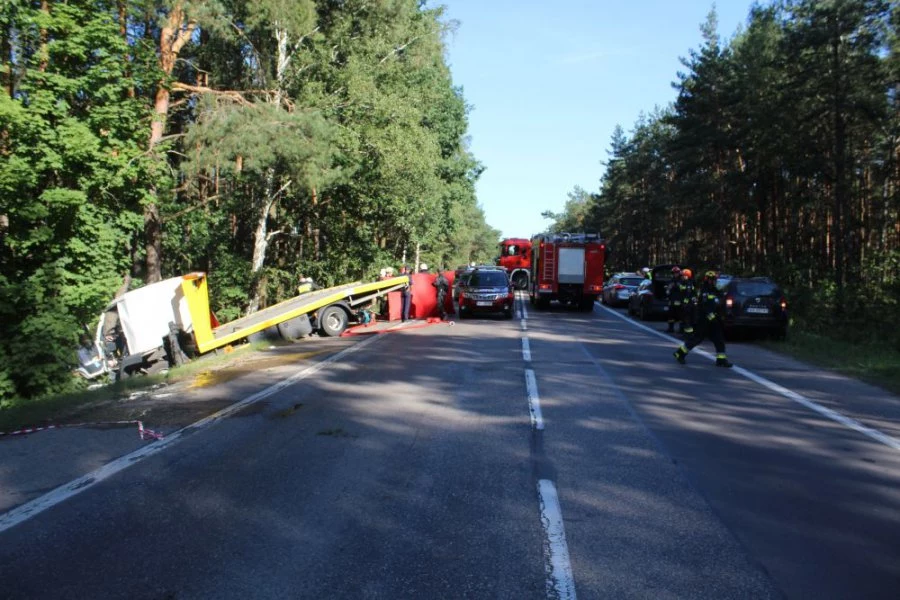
725, 296, 733, 308
613, 284, 625, 290
780, 297, 787, 310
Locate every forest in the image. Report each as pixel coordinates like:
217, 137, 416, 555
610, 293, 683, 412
0, 0, 501, 402
545, 0, 900, 354
4, 0, 900, 404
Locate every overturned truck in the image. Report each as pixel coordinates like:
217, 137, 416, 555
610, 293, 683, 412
88, 273, 409, 379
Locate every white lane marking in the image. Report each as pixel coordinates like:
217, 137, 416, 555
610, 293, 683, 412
522, 337, 531, 362
596, 302, 900, 452
538, 479, 577, 600
734, 366, 900, 451
521, 318, 527, 331
522, 301, 529, 320
0, 334, 387, 534
525, 369, 544, 430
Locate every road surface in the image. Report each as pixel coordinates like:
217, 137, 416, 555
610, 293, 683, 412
1, 296, 898, 599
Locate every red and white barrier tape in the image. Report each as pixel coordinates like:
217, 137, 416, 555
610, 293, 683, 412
0, 420, 163, 441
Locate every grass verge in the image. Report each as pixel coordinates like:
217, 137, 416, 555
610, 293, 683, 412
760, 330, 900, 396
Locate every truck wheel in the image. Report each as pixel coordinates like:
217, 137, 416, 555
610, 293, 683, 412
278, 314, 313, 341
536, 297, 550, 310
318, 305, 349, 337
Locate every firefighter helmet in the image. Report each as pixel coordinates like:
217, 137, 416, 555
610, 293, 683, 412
704, 270, 717, 280
682, 268, 692, 278
671, 266, 681, 274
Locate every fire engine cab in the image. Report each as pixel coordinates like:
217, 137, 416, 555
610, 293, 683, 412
529, 232, 606, 310
497, 237, 532, 290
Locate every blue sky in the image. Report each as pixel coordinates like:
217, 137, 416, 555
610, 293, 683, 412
437, 1, 758, 239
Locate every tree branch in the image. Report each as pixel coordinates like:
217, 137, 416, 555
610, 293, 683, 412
379, 29, 438, 64
170, 82, 255, 106
163, 195, 223, 222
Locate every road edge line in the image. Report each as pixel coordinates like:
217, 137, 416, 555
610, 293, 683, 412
595, 302, 900, 451
0, 333, 388, 534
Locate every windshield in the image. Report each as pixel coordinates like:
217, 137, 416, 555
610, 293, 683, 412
734, 281, 780, 297
467, 271, 508, 287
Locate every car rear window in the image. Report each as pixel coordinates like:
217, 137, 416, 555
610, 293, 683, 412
621, 277, 643, 286
734, 282, 780, 297
468, 271, 508, 286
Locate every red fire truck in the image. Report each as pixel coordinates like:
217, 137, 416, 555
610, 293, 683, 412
496, 237, 532, 290
529, 232, 606, 310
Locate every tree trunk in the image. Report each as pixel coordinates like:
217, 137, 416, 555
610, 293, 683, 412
245, 25, 294, 309
145, 3, 197, 283
831, 28, 847, 315
118, 0, 134, 99
38, 0, 49, 73
245, 171, 283, 315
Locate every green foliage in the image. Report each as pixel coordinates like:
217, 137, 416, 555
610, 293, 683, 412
1, 0, 492, 403
547, 0, 900, 350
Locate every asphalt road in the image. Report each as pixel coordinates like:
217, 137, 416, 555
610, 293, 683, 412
1, 297, 898, 599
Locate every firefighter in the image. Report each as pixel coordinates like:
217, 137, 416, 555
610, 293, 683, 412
666, 266, 686, 333
399, 265, 413, 322
679, 268, 695, 336
640, 267, 651, 280
432, 269, 450, 320
673, 270, 733, 368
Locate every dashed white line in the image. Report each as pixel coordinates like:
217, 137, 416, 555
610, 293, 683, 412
525, 369, 544, 430
596, 302, 900, 452
538, 479, 577, 600
521, 295, 576, 600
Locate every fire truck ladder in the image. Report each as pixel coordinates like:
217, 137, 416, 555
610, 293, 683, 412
542, 245, 556, 281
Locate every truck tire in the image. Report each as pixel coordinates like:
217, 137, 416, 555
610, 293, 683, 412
318, 305, 349, 337
277, 314, 313, 340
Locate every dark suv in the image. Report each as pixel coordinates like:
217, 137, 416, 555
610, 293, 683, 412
457, 267, 514, 319
721, 277, 788, 339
